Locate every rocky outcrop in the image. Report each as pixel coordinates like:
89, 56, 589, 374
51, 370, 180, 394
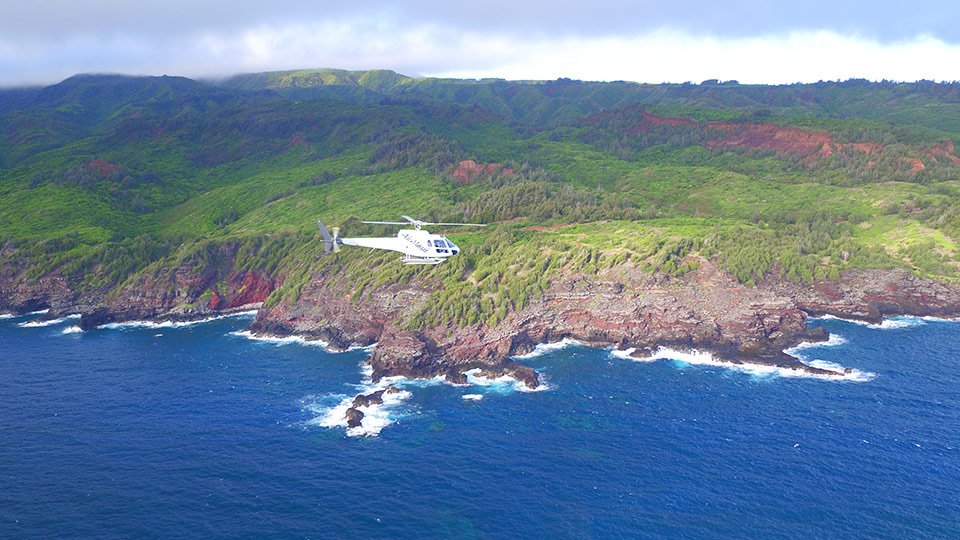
352, 386, 400, 408
249, 258, 960, 386
344, 407, 364, 428
5, 244, 960, 389
760, 268, 960, 324
0, 244, 279, 327
343, 386, 401, 429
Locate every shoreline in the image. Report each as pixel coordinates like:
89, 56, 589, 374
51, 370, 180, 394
9, 303, 956, 383
7, 302, 960, 436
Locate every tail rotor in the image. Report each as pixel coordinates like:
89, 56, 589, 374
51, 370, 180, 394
317, 222, 341, 252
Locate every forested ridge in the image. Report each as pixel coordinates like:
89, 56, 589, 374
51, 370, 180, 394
3, 69, 960, 327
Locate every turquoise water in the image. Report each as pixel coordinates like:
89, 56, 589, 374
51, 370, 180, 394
1, 313, 959, 537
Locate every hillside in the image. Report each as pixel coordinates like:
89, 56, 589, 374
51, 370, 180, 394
4, 70, 960, 429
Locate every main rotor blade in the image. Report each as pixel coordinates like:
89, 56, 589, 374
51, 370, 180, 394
401, 215, 418, 223
361, 221, 409, 225
430, 222, 487, 227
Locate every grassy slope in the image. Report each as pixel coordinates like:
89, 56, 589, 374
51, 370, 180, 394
3, 72, 960, 324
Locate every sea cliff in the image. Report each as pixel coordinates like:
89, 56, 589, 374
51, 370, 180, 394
5, 252, 959, 384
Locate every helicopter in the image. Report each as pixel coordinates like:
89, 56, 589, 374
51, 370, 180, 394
317, 216, 485, 265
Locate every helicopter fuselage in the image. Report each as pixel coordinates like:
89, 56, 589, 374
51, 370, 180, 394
341, 228, 461, 264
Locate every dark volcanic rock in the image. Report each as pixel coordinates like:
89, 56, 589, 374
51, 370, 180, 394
253, 258, 960, 382
506, 364, 540, 389
351, 386, 401, 408
353, 389, 384, 408
344, 407, 364, 428
761, 268, 960, 323
5, 240, 960, 386
1, 242, 277, 333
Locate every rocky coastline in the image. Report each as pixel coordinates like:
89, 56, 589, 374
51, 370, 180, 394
4, 257, 960, 432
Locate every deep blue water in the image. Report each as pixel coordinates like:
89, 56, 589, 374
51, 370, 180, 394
1, 313, 959, 538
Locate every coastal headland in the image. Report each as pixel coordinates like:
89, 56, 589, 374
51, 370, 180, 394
5, 72, 960, 433
4, 254, 958, 414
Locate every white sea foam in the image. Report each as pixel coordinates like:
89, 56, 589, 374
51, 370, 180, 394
783, 333, 848, 354
612, 346, 874, 382
305, 366, 422, 437
100, 310, 257, 330
873, 317, 926, 329
228, 329, 376, 353
610, 347, 639, 360
228, 330, 331, 349
803, 360, 876, 382
511, 337, 583, 359
306, 386, 415, 437
463, 368, 551, 392
18, 314, 81, 328
921, 315, 960, 323
812, 314, 926, 330
307, 358, 550, 436
2, 310, 47, 320
61, 325, 83, 334
302, 360, 450, 437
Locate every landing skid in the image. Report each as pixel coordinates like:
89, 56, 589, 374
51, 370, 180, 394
402, 255, 444, 265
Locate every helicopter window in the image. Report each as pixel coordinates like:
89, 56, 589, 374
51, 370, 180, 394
426, 240, 433, 247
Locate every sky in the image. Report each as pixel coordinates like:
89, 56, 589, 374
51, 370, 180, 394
2, 0, 959, 87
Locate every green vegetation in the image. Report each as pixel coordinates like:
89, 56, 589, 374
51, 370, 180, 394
3, 71, 960, 327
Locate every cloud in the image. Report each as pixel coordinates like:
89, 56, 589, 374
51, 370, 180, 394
2, 12, 959, 86
435, 29, 960, 84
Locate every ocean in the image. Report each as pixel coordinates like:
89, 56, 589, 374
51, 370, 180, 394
1, 312, 959, 537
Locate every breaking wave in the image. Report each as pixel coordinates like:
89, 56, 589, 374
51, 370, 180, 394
610, 346, 874, 382
305, 361, 550, 437
100, 310, 257, 330
61, 326, 83, 334
812, 314, 927, 330
784, 333, 849, 353
5, 309, 51, 319
228, 329, 376, 353
18, 314, 81, 328
463, 368, 551, 393
228, 330, 330, 349
305, 386, 414, 438
511, 337, 583, 359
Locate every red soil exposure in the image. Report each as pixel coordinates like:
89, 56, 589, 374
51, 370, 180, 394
209, 271, 277, 310
590, 107, 958, 175
928, 140, 960, 165
632, 111, 694, 133
904, 158, 926, 175
86, 160, 120, 176
208, 290, 224, 310
705, 123, 835, 155
630, 112, 885, 158
449, 160, 514, 184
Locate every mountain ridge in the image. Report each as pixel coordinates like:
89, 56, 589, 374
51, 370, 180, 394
4, 68, 960, 432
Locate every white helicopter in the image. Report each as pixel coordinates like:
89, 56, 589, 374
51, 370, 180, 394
317, 216, 485, 264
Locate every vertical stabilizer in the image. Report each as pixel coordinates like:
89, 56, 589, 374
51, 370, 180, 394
317, 221, 340, 252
